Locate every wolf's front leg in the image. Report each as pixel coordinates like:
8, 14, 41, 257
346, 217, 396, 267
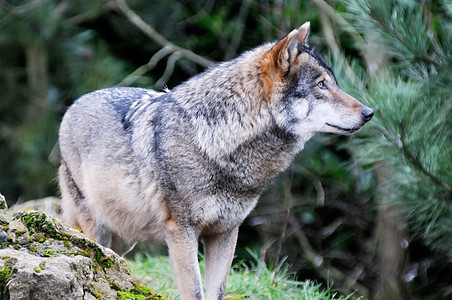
204, 227, 239, 300
165, 219, 204, 300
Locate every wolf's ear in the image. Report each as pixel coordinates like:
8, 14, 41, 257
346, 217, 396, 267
272, 22, 310, 73
260, 22, 310, 100
283, 22, 310, 67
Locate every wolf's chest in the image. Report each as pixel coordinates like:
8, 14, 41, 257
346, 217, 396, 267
187, 194, 259, 236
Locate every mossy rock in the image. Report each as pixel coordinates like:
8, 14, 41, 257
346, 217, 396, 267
0, 194, 166, 300
0, 194, 7, 211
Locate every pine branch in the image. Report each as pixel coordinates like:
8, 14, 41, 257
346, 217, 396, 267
0, 0, 49, 26
177, 0, 215, 27
154, 51, 182, 89
310, 0, 365, 48
224, 0, 251, 60
117, 45, 173, 87
107, 0, 215, 69
398, 120, 451, 193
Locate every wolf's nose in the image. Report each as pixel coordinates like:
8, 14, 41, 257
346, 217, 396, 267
362, 107, 374, 122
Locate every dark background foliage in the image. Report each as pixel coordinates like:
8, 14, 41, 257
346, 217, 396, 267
1, 1, 451, 299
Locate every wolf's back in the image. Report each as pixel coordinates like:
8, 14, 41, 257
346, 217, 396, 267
59, 87, 163, 183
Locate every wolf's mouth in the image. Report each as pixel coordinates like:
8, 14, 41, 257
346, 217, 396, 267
326, 123, 360, 133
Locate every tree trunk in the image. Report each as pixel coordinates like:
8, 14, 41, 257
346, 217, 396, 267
374, 166, 410, 300
25, 42, 49, 118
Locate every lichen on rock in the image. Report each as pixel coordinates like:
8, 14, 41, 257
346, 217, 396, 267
0, 193, 166, 300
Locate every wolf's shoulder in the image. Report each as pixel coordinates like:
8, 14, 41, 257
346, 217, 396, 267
74, 87, 161, 106
63, 87, 166, 131
69, 87, 163, 114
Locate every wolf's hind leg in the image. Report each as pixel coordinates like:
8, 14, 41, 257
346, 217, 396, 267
59, 160, 111, 247
204, 227, 239, 300
59, 160, 96, 235
92, 225, 137, 256
111, 232, 137, 256
93, 223, 112, 248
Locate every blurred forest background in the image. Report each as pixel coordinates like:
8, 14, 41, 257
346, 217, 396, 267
0, 0, 451, 299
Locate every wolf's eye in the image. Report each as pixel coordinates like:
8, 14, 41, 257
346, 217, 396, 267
317, 81, 326, 90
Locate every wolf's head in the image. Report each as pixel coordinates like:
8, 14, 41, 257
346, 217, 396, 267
260, 22, 373, 136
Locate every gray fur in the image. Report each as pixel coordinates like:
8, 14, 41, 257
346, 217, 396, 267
59, 22, 373, 300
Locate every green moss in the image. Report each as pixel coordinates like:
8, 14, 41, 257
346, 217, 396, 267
0, 266, 12, 284
18, 214, 35, 235
14, 230, 26, 236
117, 290, 146, 300
122, 282, 167, 300
86, 284, 103, 300
76, 248, 91, 257
61, 251, 76, 257
15, 211, 66, 241
0, 264, 13, 300
90, 290, 102, 300
13, 244, 21, 250
95, 249, 112, 269
42, 249, 54, 257
0, 199, 7, 210
28, 244, 37, 253
108, 281, 121, 291
0, 216, 9, 232
17, 212, 112, 267
133, 284, 154, 295
7, 210, 162, 299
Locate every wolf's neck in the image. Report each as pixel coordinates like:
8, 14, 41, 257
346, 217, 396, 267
214, 126, 310, 192
171, 51, 277, 160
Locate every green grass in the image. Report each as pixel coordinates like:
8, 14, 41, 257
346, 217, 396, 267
127, 253, 358, 300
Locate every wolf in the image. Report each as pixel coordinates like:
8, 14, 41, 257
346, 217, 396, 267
58, 22, 373, 300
